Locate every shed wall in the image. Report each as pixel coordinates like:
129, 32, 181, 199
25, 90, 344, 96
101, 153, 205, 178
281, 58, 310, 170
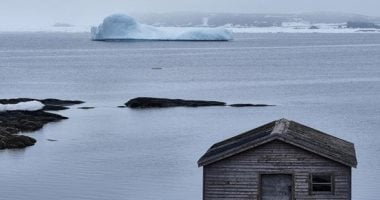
203, 140, 351, 200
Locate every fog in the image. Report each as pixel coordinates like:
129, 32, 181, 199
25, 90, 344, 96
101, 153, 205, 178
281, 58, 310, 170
0, 0, 379, 30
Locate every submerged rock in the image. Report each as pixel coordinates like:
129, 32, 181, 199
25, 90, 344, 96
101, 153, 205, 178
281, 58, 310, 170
125, 97, 226, 108
78, 107, 95, 110
43, 105, 70, 111
229, 104, 274, 107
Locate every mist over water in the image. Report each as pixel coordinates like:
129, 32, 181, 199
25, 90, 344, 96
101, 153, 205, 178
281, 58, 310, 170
0, 32, 379, 199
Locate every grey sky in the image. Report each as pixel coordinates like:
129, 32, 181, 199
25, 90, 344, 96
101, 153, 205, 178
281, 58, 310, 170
0, 0, 379, 29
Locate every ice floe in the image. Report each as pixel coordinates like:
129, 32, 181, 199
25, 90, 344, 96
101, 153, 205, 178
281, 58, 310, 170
91, 14, 233, 41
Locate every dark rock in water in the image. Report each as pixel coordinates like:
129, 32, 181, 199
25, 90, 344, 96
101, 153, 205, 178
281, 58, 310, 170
0, 110, 67, 132
125, 97, 226, 108
229, 104, 275, 107
77, 107, 95, 110
117, 106, 127, 108
0, 98, 83, 150
0, 110, 67, 150
40, 98, 84, 106
0, 98, 35, 105
0, 133, 36, 149
43, 105, 69, 111
47, 139, 58, 142
125, 97, 275, 109
0, 98, 84, 107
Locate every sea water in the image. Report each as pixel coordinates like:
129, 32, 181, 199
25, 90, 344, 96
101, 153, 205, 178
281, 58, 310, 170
0, 32, 380, 200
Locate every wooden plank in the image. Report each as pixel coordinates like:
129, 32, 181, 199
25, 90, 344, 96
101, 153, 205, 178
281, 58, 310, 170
203, 140, 351, 200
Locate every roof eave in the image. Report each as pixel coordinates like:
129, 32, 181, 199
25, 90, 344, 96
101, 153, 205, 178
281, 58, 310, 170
198, 135, 279, 167
277, 136, 357, 168
198, 134, 357, 168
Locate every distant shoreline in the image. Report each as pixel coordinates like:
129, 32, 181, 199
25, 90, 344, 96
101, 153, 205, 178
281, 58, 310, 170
1, 27, 380, 34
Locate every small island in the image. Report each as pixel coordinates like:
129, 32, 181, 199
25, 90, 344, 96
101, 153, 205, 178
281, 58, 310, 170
0, 98, 83, 149
125, 97, 273, 108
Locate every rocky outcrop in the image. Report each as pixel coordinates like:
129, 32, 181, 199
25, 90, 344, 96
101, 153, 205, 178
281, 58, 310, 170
0, 110, 68, 149
125, 97, 275, 109
0, 98, 84, 111
0, 133, 36, 149
42, 105, 69, 111
0, 110, 67, 132
0, 98, 84, 150
125, 97, 226, 108
39, 98, 84, 106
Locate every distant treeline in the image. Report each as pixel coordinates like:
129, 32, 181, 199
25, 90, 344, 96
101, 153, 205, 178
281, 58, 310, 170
135, 12, 380, 27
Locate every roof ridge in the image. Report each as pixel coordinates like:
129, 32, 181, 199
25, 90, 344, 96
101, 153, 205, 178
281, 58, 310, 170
198, 118, 357, 168
271, 118, 290, 135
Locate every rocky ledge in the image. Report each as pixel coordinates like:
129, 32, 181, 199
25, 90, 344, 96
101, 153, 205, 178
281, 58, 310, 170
0, 98, 83, 150
0, 110, 67, 149
125, 97, 226, 108
125, 97, 273, 108
0, 98, 84, 111
0, 132, 37, 149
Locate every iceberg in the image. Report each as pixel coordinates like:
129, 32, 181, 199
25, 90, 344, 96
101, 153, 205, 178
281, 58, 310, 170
91, 14, 233, 41
0, 101, 44, 112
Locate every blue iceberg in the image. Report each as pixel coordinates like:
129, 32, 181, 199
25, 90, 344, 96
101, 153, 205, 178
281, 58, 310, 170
91, 14, 233, 41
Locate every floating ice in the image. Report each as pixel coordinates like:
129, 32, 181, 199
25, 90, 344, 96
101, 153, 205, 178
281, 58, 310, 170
91, 14, 233, 41
0, 101, 44, 112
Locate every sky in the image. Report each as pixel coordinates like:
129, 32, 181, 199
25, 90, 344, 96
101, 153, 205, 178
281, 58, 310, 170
0, 0, 379, 30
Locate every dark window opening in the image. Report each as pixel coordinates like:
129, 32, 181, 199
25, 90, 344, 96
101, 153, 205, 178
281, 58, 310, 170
310, 174, 334, 194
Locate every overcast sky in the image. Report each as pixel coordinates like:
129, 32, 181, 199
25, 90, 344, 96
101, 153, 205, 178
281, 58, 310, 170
0, 0, 379, 29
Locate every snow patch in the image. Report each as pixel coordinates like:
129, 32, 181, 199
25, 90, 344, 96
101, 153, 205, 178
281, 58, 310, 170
91, 14, 233, 41
0, 101, 44, 112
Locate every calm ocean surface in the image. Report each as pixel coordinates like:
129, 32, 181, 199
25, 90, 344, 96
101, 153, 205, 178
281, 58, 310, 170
0, 32, 380, 200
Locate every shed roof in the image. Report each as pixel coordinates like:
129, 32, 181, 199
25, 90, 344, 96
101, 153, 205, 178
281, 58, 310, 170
198, 118, 357, 168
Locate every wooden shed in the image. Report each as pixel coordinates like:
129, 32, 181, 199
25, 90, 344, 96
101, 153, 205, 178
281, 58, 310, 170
198, 118, 357, 200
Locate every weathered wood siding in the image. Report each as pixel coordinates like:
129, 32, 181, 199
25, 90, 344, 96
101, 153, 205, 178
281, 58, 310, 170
203, 140, 351, 200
